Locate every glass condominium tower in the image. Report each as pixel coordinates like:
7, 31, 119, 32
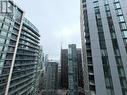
80, 0, 127, 95
0, 1, 40, 95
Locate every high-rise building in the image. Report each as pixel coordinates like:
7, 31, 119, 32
44, 61, 58, 95
60, 44, 84, 95
80, 0, 127, 95
61, 49, 68, 89
68, 44, 78, 95
0, 1, 40, 95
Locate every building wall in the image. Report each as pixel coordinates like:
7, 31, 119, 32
61, 49, 68, 89
80, 0, 127, 95
45, 62, 58, 95
68, 44, 78, 95
0, 1, 40, 95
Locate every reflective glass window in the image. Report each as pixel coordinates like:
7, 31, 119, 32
106, 11, 111, 17
6, 39, 9, 44
0, 31, 7, 37
120, 23, 127, 30
94, 2, 99, 7
5, 18, 11, 24
116, 9, 123, 15
105, 5, 110, 11
8, 33, 11, 38
1, 53, 6, 59
1, 1, 7, 13
3, 24, 9, 30
107, 89, 113, 95
0, 16, 4, 21
105, 78, 110, 86
118, 67, 125, 77
115, 3, 120, 9
104, 0, 108, 5
4, 46, 8, 51
118, 16, 125, 22
122, 30, 127, 38
0, 38, 5, 44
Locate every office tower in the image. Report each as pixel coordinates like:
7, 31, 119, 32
60, 45, 84, 95
68, 44, 78, 95
44, 61, 58, 95
80, 0, 127, 95
61, 49, 68, 89
0, 1, 40, 95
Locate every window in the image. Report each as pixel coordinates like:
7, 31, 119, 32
124, 39, 127, 45
111, 32, 116, 39
0, 46, 3, 51
115, 3, 121, 9
101, 49, 107, 56
4, 46, 8, 51
91, 91, 96, 95
0, 68, 2, 74
118, 16, 125, 22
107, 89, 113, 95
5, 40, 9, 45
1, 53, 6, 59
94, 7, 99, 13
5, 18, 10, 24
120, 79, 127, 88
116, 9, 123, 15
104, 0, 108, 5
118, 67, 125, 77
120, 23, 127, 30
116, 58, 122, 65
94, 1, 99, 7
1, 1, 7, 13
0, 16, 4, 21
114, 0, 119, 3
0, 38, 5, 44
0, 31, 7, 37
105, 5, 110, 11
83, 4, 86, 8
3, 24, 9, 30
112, 39, 118, 47
105, 78, 111, 87
122, 30, 127, 38
0, 22, 2, 28
0, 61, 4, 68
97, 19, 102, 26
106, 11, 111, 17
82, 0, 86, 3
114, 49, 120, 56
96, 14, 101, 19
13, 28, 18, 34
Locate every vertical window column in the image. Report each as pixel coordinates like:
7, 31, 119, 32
93, 0, 115, 95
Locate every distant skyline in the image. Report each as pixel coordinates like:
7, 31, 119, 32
16, 0, 81, 60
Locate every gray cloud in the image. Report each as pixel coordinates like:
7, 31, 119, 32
16, 0, 81, 60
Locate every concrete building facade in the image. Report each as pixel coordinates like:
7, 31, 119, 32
80, 0, 127, 95
0, 1, 40, 95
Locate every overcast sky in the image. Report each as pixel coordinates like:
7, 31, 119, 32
16, 0, 81, 60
